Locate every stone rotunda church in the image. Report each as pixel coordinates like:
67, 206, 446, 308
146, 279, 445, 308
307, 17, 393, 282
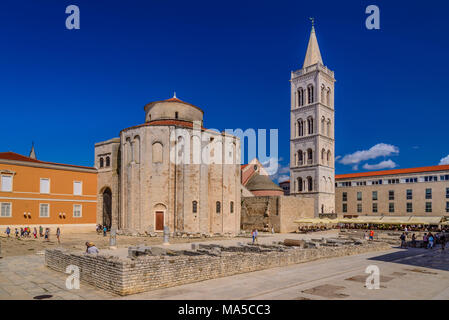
95, 96, 242, 234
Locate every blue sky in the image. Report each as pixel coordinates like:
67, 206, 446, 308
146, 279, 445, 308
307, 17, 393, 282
0, 0, 448, 181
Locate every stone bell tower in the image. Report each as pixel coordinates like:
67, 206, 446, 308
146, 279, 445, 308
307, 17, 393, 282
289, 20, 336, 216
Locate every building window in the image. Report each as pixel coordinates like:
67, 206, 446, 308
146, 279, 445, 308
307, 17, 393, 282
388, 179, 399, 184
230, 201, 234, 213
298, 120, 304, 136
372, 203, 378, 213
99, 157, 104, 168
406, 189, 412, 200
307, 149, 313, 164
297, 177, 303, 192
388, 190, 394, 201
40, 178, 50, 194
307, 118, 314, 135
357, 192, 362, 201
425, 188, 432, 199
389, 203, 394, 213
216, 201, 221, 214
298, 88, 304, 107
106, 156, 110, 167
73, 181, 82, 196
73, 204, 82, 217
307, 85, 314, 104
425, 202, 432, 213
446, 202, 449, 213
1, 175, 12, 192
357, 203, 362, 213
175, 112, 179, 119
342, 192, 347, 202
0, 202, 11, 217
40, 204, 49, 217
372, 191, 378, 201
307, 177, 313, 191
446, 188, 449, 199
407, 202, 413, 213
192, 201, 198, 213
342, 203, 347, 213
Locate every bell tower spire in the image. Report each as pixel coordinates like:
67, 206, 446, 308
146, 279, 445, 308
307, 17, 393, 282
303, 18, 323, 68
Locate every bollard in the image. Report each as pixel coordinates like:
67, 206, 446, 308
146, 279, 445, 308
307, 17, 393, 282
163, 226, 170, 245
109, 228, 117, 249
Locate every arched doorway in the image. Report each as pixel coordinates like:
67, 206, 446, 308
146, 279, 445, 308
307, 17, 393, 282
102, 188, 112, 229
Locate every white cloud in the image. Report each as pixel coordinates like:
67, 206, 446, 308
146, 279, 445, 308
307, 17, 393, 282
268, 161, 290, 183
362, 159, 397, 170
339, 143, 399, 166
439, 155, 449, 165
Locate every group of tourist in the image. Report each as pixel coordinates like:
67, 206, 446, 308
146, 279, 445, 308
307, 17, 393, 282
298, 225, 332, 233
4, 226, 61, 244
399, 231, 447, 250
96, 224, 108, 237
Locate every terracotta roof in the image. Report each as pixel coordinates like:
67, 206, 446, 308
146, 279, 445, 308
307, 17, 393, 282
144, 97, 204, 114
335, 165, 449, 180
0, 152, 96, 170
121, 119, 208, 133
0, 152, 41, 163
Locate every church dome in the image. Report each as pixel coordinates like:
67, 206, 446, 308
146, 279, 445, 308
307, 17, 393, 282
144, 94, 204, 124
245, 173, 284, 196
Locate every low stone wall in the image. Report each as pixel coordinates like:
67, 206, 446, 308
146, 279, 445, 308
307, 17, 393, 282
45, 241, 390, 296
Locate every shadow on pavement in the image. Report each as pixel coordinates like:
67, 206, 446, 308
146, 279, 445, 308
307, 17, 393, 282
368, 245, 449, 272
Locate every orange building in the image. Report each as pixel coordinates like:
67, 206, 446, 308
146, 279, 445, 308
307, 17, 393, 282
0, 151, 97, 232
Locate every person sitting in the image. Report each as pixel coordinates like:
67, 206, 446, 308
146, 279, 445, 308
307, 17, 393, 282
85, 242, 99, 254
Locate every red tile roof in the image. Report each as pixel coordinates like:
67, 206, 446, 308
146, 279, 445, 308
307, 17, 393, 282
335, 165, 449, 180
0, 152, 96, 170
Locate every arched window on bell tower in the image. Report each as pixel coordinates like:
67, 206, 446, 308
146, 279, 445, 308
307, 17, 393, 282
307, 176, 313, 192
298, 150, 303, 166
298, 88, 304, 107
298, 119, 304, 136
307, 117, 314, 134
307, 85, 314, 104
307, 148, 313, 165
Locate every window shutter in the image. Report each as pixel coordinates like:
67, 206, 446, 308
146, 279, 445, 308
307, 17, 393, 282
40, 179, 50, 194
73, 182, 82, 195
1, 176, 12, 192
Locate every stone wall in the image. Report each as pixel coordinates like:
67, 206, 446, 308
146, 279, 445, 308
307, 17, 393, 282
45, 241, 390, 296
241, 195, 314, 233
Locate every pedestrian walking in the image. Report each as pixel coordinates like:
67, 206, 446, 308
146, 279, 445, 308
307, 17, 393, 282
56, 227, 61, 244
251, 229, 255, 244
39, 225, 43, 237
411, 233, 416, 248
103, 225, 107, 237
369, 229, 374, 241
44, 228, 50, 241
440, 234, 446, 251
15, 228, 19, 238
423, 233, 428, 249
400, 232, 407, 248
428, 234, 434, 249
5, 226, 10, 238
33, 227, 37, 239
254, 229, 258, 244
